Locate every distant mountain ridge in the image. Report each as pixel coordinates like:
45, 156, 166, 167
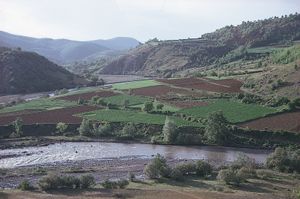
0, 31, 140, 64
99, 13, 300, 76
0, 47, 87, 94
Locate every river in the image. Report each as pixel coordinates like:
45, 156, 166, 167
0, 142, 271, 168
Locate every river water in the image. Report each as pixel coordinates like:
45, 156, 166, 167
0, 142, 271, 168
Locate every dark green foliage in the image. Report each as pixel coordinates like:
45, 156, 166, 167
38, 174, 94, 191
121, 123, 138, 139
270, 97, 290, 107
101, 179, 129, 189
204, 111, 229, 145
93, 123, 112, 137
217, 168, 245, 185
288, 98, 300, 110
266, 147, 300, 173
18, 180, 34, 191
144, 154, 171, 179
143, 101, 154, 112
79, 175, 95, 189
195, 160, 213, 177
175, 163, 197, 176
170, 168, 184, 181
156, 103, 164, 110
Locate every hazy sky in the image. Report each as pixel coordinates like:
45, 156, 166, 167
0, 0, 299, 42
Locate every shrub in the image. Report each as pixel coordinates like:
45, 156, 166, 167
144, 154, 171, 179
80, 175, 95, 189
56, 122, 68, 134
217, 168, 245, 185
143, 101, 154, 112
170, 168, 184, 181
18, 180, 34, 191
101, 179, 129, 189
10, 117, 23, 138
175, 162, 197, 176
128, 172, 135, 182
231, 153, 256, 170
121, 123, 137, 138
195, 160, 213, 177
94, 123, 112, 137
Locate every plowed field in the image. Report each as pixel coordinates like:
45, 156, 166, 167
0, 106, 98, 125
158, 77, 242, 93
240, 111, 300, 133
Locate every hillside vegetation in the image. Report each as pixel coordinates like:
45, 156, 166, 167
100, 13, 300, 77
0, 47, 87, 94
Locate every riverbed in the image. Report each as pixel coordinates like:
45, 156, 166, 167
0, 142, 271, 168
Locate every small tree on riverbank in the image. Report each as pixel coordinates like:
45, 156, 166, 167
163, 116, 177, 144
78, 119, 92, 136
10, 117, 23, 138
56, 122, 68, 134
204, 111, 229, 145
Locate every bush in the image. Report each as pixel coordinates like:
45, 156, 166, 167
80, 175, 95, 189
128, 172, 135, 182
10, 117, 23, 138
18, 180, 34, 191
94, 123, 112, 137
101, 179, 129, 189
143, 101, 154, 112
144, 154, 171, 179
56, 122, 68, 134
38, 174, 94, 191
121, 123, 137, 139
217, 168, 245, 185
170, 168, 184, 181
175, 162, 197, 176
195, 160, 213, 177
156, 103, 164, 110
231, 153, 256, 170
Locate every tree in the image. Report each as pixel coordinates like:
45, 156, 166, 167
204, 111, 229, 145
144, 154, 170, 179
122, 123, 137, 138
78, 119, 92, 136
156, 103, 164, 110
162, 116, 177, 144
10, 117, 23, 138
143, 101, 154, 112
56, 122, 68, 134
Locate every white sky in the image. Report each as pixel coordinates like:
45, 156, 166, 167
0, 0, 299, 42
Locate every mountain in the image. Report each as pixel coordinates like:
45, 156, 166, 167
0, 47, 87, 94
100, 13, 300, 77
0, 31, 140, 64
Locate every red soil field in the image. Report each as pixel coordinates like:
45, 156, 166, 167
0, 106, 98, 125
240, 111, 300, 133
131, 85, 204, 98
163, 100, 209, 108
57, 90, 117, 101
158, 77, 243, 93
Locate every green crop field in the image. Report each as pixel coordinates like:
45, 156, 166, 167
112, 79, 162, 90
0, 98, 77, 114
81, 109, 201, 127
103, 94, 150, 106
179, 99, 278, 123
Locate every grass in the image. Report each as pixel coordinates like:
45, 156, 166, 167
112, 80, 162, 90
179, 99, 278, 123
80, 109, 201, 127
103, 94, 150, 106
0, 98, 77, 114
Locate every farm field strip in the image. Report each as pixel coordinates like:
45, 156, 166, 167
158, 77, 243, 93
112, 79, 162, 90
179, 99, 278, 123
103, 94, 150, 106
56, 90, 118, 101
240, 111, 300, 133
0, 105, 98, 125
81, 109, 202, 127
0, 98, 77, 114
